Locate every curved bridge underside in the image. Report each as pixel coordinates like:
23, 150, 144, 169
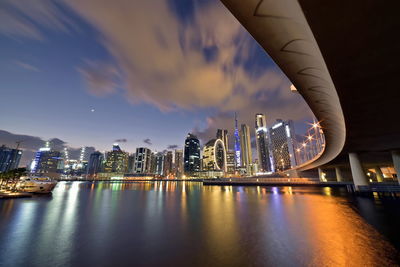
220, 0, 346, 170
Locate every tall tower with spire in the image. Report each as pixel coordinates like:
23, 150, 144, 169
234, 112, 241, 167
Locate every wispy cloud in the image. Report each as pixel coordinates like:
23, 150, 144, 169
14, 61, 40, 72
114, 138, 127, 143
77, 60, 120, 97
167, 144, 178, 150
143, 138, 152, 145
0, 0, 75, 40
1, 0, 313, 143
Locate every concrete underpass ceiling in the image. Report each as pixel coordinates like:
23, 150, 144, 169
298, 0, 400, 154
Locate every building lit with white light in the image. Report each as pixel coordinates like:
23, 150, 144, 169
184, 133, 201, 176
134, 147, 152, 174
202, 139, 227, 172
0, 145, 22, 173
154, 152, 164, 176
234, 113, 241, 167
240, 124, 252, 174
226, 151, 236, 175
30, 144, 62, 177
269, 119, 297, 172
255, 113, 272, 172
216, 129, 229, 151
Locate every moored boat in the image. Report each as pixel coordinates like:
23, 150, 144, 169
16, 176, 57, 194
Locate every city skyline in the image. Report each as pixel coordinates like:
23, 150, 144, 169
0, 0, 313, 167
1, 1, 399, 266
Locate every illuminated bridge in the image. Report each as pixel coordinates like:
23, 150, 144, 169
220, 0, 400, 190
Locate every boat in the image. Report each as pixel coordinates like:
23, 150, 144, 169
16, 176, 57, 194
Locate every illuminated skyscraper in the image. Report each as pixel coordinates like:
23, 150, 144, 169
234, 113, 241, 167
30, 146, 62, 175
240, 124, 252, 173
226, 151, 236, 175
104, 144, 129, 173
202, 139, 227, 172
154, 152, 164, 175
216, 129, 229, 151
270, 120, 297, 171
134, 147, 152, 174
174, 149, 184, 178
163, 151, 173, 177
255, 113, 272, 172
87, 151, 104, 176
184, 133, 200, 176
0, 145, 22, 173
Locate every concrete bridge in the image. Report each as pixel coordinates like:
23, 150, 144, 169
220, 0, 400, 190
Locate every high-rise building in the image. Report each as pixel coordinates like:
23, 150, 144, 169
255, 113, 272, 172
0, 145, 22, 173
128, 153, 136, 173
134, 147, 152, 174
234, 113, 241, 167
149, 152, 157, 174
174, 149, 184, 178
216, 129, 229, 151
87, 151, 104, 176
154, 152, 164, 176
163, 151, 173, 177
104, 144, 129, 173
270, 119, 297, 172
202, 139, 227, 172
226, 151, 236, 175
184, 133, 201, 176
30, 147, 62, 175
240, 124, 252, 173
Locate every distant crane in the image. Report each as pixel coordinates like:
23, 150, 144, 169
15, 141, 22, 150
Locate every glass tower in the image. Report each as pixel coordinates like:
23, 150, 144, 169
183, 133, 200, 176
234, 113, 241, 167
255, 113, 272, 172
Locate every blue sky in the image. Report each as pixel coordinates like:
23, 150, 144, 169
0, 0, 313, 164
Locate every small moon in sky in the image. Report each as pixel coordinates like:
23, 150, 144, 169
91, 109, 95, 112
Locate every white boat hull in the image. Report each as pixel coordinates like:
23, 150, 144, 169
17, 177, 57, 194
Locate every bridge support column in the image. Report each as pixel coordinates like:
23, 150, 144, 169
349, 153, 368, 190
335, 167, 343, 182
318, 168, 325, 182
374, 166, 384, 182
391, 151, 400, 184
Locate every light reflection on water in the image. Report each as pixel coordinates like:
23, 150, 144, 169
0, 181, 399, 266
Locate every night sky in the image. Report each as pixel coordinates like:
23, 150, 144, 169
0, 0, 313, 165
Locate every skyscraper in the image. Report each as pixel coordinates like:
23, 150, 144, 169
104, 144, 129, 173
128, 153, 136, 173
134, 147, 152, 174
202, 139, 227, 172
154, 152, 164, 176
0, 145, 22, 173
240, 124, 252, 173
234, 113, 241, 167
30, 147, 62, 175
183, 133, 200, 176
174, 149, 184, 178
163, 151, 173, 177
87, 151, 104, 176
226, 151, 236, 175
216, 129, 229, 151
255, 113, 272, 172
270, 119, 297, 172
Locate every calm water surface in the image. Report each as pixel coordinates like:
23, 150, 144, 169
1, 181, 400, 266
